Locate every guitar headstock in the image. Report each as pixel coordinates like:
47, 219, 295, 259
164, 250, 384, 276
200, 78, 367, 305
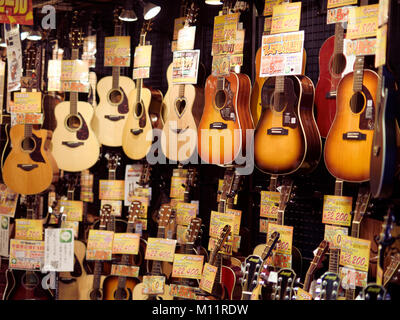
127, 200, 142, 224
184, 2, 199, 27
272, 268, 296, 300
157, 204, 173, 228
99, 204, 112, 229
69, 11, 84, 50
241, 255, 263, 293
353, 186, 371, 225
361, 283, 387, 300
141, 20, 153, 38
278, 178, 293, 210
105, 152, 121, 172
185, 217, 202, 244
210, 224, 231, 264
379, 208, 396, 249
217, 169, 235, 204
138, 163, 152, 187
228, 170, 242, 201
384, 253, 400, 287
315, 272, 340, 300
113, 7, 122, 26
307, 240, 329, 276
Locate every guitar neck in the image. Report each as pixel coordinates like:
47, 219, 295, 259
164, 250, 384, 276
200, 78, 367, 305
70, 48, 80, 114
333, 23, 344, 56
328, 248, 339, 274
352, 56, 365, 92
151, 226, 166, 275
117, 221, 135, 291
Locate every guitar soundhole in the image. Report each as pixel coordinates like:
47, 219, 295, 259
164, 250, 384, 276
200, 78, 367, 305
109, 89, 123, 105
175, 98, 186, 116
350, 91, 365, 114
135, 102, 143, 118
114, 288, 128, 300
21, 137, 36, 152
331, 53, 346, 75
215, 90, 227, 110
89, 289, 102, 300
271, 92, 285, 112
66, 114, 82, 131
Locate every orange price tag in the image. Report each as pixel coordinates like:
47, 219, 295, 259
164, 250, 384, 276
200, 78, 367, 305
99, 180, 125, 200
86, 230, 114, 260
339, 236, 371, 272
172, 254, 204, 280
112, 233, 140, 255
145, 238, 177, 262
322, 195, 352, 227
60, 200, 83, 222
111, 264, 140, 278
260, 191, 280, 219
15, 219, 43, 241
199, 263, 218, 294
12, 92, 42, 113
271, 2, 301, 34
346, 4, 378, 40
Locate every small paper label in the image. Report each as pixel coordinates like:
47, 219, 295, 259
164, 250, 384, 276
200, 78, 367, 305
322, 195, 352, 227
15, 219, 43, 241
112, 233, 140, 255
172, 254, 204, 279
104, 36, 131, 67
86, 230, 114, 260
145, 238, 177, 262
99, 180, 125, 200
142, 275, 165, 295
199, 263, 218, 294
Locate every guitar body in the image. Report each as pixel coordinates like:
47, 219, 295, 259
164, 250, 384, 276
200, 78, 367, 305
370, 67, 398, 198
197, 72, 252, 165
51, 100, 100, 172
255, 75, 321, 175
315, 36, 355, 137
131, 283, 173, 300
122, 87, 153, 160
2, 125, 56, 195
4, 269, 52, 300
92, 76, 135, 147
324, 69, 378, 182
102, 275, 140, 300
161, 64, 204, 162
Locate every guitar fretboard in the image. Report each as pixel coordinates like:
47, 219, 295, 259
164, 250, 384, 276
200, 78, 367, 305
70, 48, 80, 116
112, 24, 122, 89
352, 56, 365, 93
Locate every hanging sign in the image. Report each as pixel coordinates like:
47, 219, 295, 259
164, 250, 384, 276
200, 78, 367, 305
327, 0, 357, 9
111, 264, 140, 278
11, 92, 41, 113
271, 2, 301, 34
61, 60, 89, 93
9, 239, 44, 270
199, 263, 218, 294
104, 36, 131, 67
346, 4, 379, 40
267, 223, 293, 255
327, 6, 352, 24
60, 200, 83, 222
86, 230, 114, 260
142, 275, 165, 295
176, 202, 197, 226
0, 184, 18, 218
263, 0, 285, 17
172, 254, 204, 279
99, 180, 125, 200
260, 191, 280, 219
5, 24, 22, 92
112, 233, 140, 255
43, 228, 74, 272
339, 236, 371, 272
322, 195, 352, 227
172, 49, 200, 85
375, 25, 387, 68
0, 0, 33, 25
145, 238, 177, 262
15, 219, 43, 241
345, 38, 377, 56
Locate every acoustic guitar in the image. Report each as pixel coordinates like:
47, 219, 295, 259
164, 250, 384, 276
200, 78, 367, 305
92, 9, 135, 147
197, 1, 252, 165
324, 55, 379, 182
161, 4, 204, 163
102, 201, 143, 300
51, 12, 100, 172
2, 45, 58, 195
315, 23, 356, 137
254, 74, 321, 176
122, 21, 162, 160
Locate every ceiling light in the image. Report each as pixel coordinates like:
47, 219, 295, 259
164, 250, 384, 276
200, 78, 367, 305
27, 29, 42, 41
143, 2, 161, 20
205, 0, 223, 5
119, 8, 138, 22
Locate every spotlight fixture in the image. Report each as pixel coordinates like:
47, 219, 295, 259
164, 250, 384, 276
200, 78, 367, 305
143, 1, 161, 20
205, 0, 223, 5
27, 29, 42, 41
119, 0, 137, 22
20, 26, 31, 41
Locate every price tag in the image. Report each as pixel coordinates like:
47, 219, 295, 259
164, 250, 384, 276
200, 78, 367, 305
225, 208, 242, 236
134, 45, 152, 68
209, 211, 236, 238
43, 228, 74, 272
177, 26, 196, 51
260, 191, 280, 219
173, 17, 186, 41
267, 223, 293, 255
169, 284, 197, 299
346, 4, 379, 40
12, 92, 41, 113
9, 239, 44, 271
271, 2, 302, 34
0, 216, 10, 257
199, 263, 218, 294
132, 67, 150, 80
135, 187, 152, 200
172, 50, 200, 85
145, 238, 177, 262
0, 184, 18, 218
375, 25, 387, 68
60, 200, 83, 222
104, 36, 131, 67
378, 0, 389, 26
327, 0, 357, 9
112, 233, 140, 255
339, 236, 371, 272
265, 252, 292, 269
80, 170, 94, 203
345, 38, 377, 56
260, 31, 304, 77
172, 254, 204, 279
99, 180, 125, 200
111, 264, 140, 278
296, 287, 312, 300
327, 6, 351, 24
170, 176, 187, 200
212, 55, 230, 76
213, 13, 239, 44
142, 275, 165, 295
15, 219, 43, 241
339, 266, 368, 288
324, 224, 348, 249
12, 112, 43, 125
47, 60, 62, 92
61, 60, 89, 93
259, 219, 268, 233
263, 0, 285, 17
176, 202, 197, 226
100, 200, 122, 217
264, 17, 272, 33
86, 230, 114, 260
322, 195, 352, 227
176, 224, 188, 244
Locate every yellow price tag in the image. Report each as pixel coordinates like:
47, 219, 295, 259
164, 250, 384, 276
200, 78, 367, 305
104, 36, 131, 67
99, 180, 125, 200
327, 0, 357, 9
199, 263, 218, 294
145, 238, 177, 262
111, 265, 140, 278
339, 235, 371, 272
346, 4, 379, 40
322, 195, 352, 227
296, 288, 312, 300
15, 219, 43, 241
86, 230, 114, 260
209, 211, 236, 238
170, 176, 186, 200
112, 233, 140, 255
260, 191, 280, 219
12, 92, 42, 113
172, 254, 204, 280
271, 2, 301, 34
134, 45, 152, 68
267, 223, 293, 255
176, 202, 197, 226
142, 275, 165, 295
263, 0, 285, 17
60, 200, 83, 222
375, 25, 387, 68
324, 224, 348, 249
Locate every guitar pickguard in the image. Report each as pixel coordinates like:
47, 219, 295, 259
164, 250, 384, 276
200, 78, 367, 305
281, 78, 299, 129
359, 85, 375, 131
76, 113, 89, 141
117, 88, 129, 114
29, 134, 45, 163
219, 80, 236, 122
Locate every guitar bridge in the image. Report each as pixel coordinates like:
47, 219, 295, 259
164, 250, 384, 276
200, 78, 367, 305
342, 132, 367, 140
62, 141, 84, 148
326, 91, 337, 99
131, 129, 143, 135
105, 115, 125, 122
17, 164, 38, 171
210, 122, 228, 130
267, 127, 289, 135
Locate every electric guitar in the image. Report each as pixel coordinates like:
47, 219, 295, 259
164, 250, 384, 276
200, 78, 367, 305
132, 204, 174, 300
122, 20, 162, 160
271, 268, 296, 300
254, 74, 321, 176
161, 3, 204, 163
92, 8, 135, 147
2, 45, 58, 195
102, 201, 143, 300
315, 23, 356, 137
314, 272, 341, 300
51, 12, 100, 172
197, 1, 252, 165
324, 55, 379, 182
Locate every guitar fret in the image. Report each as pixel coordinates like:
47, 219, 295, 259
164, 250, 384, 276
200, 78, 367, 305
70, 48, 80, 116
333, 23, 344, 55
353, 56, 365, 92
275, 76, 284, 93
